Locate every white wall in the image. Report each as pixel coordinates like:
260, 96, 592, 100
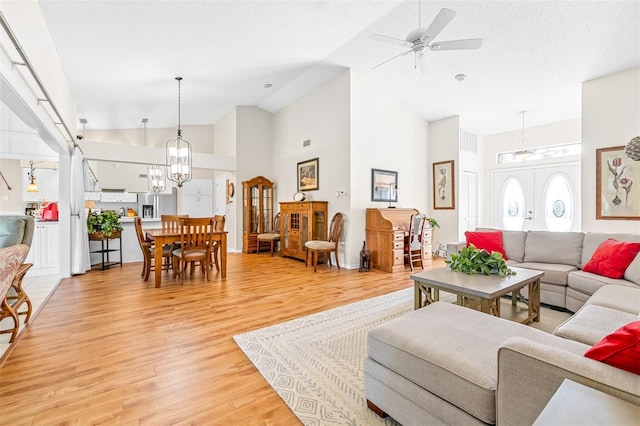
272, 70, 351, 264
582, 67, 640, 233
213, 108, 237, 158
0, 158, 24, 214
350, 70, 429, 267
428, 116, 461, 245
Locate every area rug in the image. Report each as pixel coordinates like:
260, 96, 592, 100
233, 288, 570, 425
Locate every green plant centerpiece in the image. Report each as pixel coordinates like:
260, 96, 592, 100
87, 210, 123, 238
445, 244, 516, 277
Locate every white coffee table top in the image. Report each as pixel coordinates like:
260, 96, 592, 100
410, 266, 544, 299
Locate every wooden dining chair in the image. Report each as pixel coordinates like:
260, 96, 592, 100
172, 217, 215, 284
134, 217, 171, 281
405, 213, 427, 271
161, 214, 188, 271
210, 215, 226, 271
257, 212, 280, 256
304, 212, 344, 272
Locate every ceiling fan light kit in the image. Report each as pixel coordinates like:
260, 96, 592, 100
370, 6, 483, 73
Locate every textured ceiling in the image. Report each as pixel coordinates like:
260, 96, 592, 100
34, 0, 640, 135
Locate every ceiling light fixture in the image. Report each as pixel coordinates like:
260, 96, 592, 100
512, 111, 535, 161
166, 77, 192, 188
27, 161, 38, 192
455, 73, 466, 81
145, 117, 166, 193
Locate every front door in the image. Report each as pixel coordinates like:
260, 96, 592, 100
492, 163, 580, 231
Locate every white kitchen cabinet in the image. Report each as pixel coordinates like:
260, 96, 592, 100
183, 194, 214, 217
25, 223, 60, 276
84, 192, 102, 201
182, 179, 213, 196
100, 192, 138, 203
22, 168, 59, 202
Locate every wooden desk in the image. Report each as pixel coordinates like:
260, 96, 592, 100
145, 228, 227, 288
365, 208, 431, 272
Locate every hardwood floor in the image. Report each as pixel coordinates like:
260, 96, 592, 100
0, 253, 444, 425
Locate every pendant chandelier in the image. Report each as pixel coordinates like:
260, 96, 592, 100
27, 161, 38, 192
512, 111, 535, 161
166, 76, 192, 188
143, 118, 166, 193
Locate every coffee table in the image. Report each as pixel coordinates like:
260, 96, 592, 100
411, 266, 544, 324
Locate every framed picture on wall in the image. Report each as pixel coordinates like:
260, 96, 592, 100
371, 168, 398, 202
297, 158, 319, 191
596, 146, 639, 220
433, 160, 455, 210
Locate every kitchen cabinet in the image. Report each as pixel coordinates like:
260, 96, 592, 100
24, 222, 59, 276
242, 176, 274, 253
183, 193, 214, 217
100, 192, 137, 203
22, 168, 59, 202
182, 178, 214, 217
182, 179, 213, 196
279, 201, 328, 261
84, 192, 101, 201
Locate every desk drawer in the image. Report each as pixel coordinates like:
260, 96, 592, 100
393, 249, 404, 266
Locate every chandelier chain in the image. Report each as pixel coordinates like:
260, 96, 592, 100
176, 76, 183, 135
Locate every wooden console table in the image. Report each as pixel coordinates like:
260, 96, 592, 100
89, 230, 122, 270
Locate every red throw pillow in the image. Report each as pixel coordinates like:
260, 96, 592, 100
584, 321, 640, 375
464, 231, 507, 259
582, 239, 640, 279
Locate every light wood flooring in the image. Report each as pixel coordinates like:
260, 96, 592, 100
0, 253, 445, 425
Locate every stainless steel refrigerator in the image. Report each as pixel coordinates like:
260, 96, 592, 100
137, 188, 177, 218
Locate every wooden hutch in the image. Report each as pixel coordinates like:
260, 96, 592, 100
279, 201, 328, 261
242, 176, 274, 253
365, 208, 432, 272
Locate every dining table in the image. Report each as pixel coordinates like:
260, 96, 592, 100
145, 227, 228, 288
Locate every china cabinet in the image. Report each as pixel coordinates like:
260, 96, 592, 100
242, 176, 274, 253
279, 201, 328, 261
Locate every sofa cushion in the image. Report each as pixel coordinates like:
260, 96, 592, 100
465, 230, 507, 259
367, 302, 585, 424
581, 232, 640, 268
0, 219, 25, 248
523, 231, 584, 267
582, 239, 640, 279
515, 262, 576, 286
568, 272, 638, 304
624, 254, 640, 285
584, 321, 640, 375
584, 284, 640, 315
553, 304, 638, 345
476, 228, 526, 262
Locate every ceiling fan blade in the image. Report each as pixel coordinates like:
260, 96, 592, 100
372, 49, 412, 70
370, 34, 412, 48
429, 38, 483, 51
421, 8, 457, 43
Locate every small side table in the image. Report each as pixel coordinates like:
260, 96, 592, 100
533, 379, 640, 425
89, 230, 123, 270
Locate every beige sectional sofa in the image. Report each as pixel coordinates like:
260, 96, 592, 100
365, 284, 640, 425
365, 229, 640, 425
447, 230, 640, 312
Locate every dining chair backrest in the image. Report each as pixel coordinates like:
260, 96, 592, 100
213, 215, 226, 232
162, 214, 189, 232
134, 217, 149, 249
272, 212, 280, 234
328, 212, 344, 243
178, 217, 215, 253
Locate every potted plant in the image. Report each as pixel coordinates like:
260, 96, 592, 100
87, 210, 123, 239
445, 244, 515, 277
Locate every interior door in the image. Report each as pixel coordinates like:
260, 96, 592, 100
460, 171, 478, 239
492, 163, 580, 231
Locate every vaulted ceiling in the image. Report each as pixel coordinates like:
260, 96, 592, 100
32, 0, 640, 135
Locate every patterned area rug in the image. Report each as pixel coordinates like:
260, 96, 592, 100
233, 288, 570, 425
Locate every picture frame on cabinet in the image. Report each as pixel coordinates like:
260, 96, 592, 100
433, 160, 455, 210
596, 146, 639, 220
371, 168, 398, 202
297, 158, 319, 191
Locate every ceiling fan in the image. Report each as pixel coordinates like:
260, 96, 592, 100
370, 6, 483, 73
